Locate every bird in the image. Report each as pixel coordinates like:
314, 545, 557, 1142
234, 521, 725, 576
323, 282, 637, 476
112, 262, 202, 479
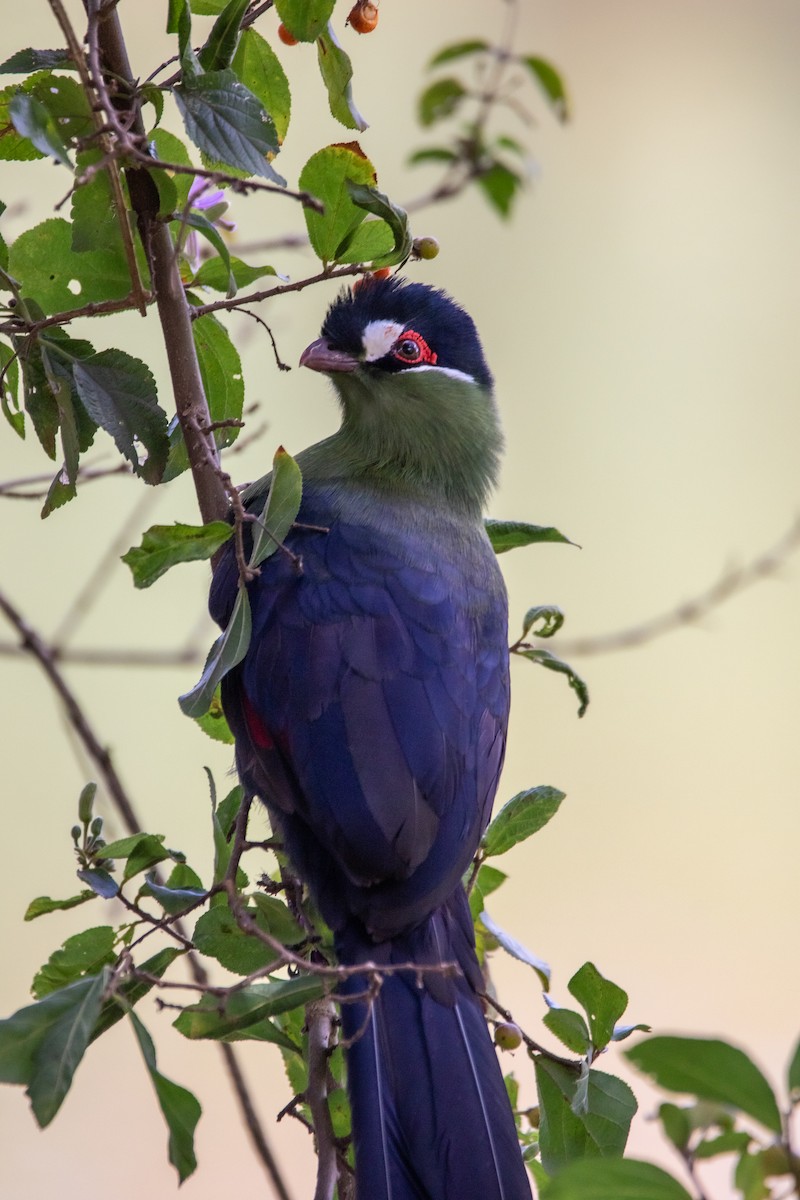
209, 275, 532, 1200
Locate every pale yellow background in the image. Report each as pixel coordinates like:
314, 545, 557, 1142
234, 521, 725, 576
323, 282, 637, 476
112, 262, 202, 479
1, 2, 798, 1198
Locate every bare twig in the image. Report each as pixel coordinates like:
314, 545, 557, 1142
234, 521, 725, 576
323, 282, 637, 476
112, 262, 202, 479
0, 462, 132, 499
549, 516, 800, 658
192, 262, 370, 320
0, 579, 294, 1198
0, 585, 142, 833
481, 993, 580, 1071
0, 293, 153, 338
218, 1044, 295, 1200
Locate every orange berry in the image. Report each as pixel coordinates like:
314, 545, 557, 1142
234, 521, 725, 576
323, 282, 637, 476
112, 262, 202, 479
372, 267, 391, 280
348, 2, 379, 34
277, 22, 299, 46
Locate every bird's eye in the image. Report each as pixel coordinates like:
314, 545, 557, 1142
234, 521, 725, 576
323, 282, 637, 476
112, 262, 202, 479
397, 338, 421, 361
392, 330, 437, 365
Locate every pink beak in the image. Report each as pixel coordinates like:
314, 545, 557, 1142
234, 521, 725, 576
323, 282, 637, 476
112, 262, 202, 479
299, 338, 360, 373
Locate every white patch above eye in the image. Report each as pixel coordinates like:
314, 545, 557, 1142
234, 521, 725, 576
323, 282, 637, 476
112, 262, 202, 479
361, 320, 404, 362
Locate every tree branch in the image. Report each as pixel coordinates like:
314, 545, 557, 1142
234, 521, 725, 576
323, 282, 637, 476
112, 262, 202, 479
0, 583, 294, 1200
305, 998, 342, 1200
549, 516, 800, 658
88, 0, 228, 523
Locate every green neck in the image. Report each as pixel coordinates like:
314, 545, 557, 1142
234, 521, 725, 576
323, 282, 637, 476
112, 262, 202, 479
298, 367, 502, 518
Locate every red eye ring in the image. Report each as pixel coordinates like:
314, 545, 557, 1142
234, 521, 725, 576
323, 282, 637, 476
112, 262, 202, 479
392, 329, 437, 365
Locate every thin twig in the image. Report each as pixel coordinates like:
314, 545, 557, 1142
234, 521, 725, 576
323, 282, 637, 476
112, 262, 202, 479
0, 580, 294, 1198
549, 516, 800, 658
192, 263, 369, 320
481, 993, 581, 1071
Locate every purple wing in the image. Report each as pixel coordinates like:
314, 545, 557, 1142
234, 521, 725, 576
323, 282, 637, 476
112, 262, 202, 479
210, 484, 509, 940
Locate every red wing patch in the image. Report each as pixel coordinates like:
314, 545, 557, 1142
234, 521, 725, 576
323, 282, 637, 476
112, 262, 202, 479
243, 693, 275, 750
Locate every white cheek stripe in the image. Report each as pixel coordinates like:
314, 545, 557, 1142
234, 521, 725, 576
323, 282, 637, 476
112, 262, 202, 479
411, 363, 477, 384
362, 320, 404, 362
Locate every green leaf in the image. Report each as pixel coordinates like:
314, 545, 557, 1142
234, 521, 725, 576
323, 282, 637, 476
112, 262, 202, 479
8, 218, 130, 314
0, 73, 92, 162
9, 92, 72, 167
24, 891, 97, 921
515, 647, 590, 718
179, 586, 251, 718
192, 254, 281, 292
91, 947, 183, 1041
521, 605, 564, 639
788, 1036, 800, 1095
626, 1036, 782, 1135
251, 893, 304, 944
0, 979, 90, 1084
467, 862, 507, 922
193, 687, 235, 744
100, 831, 167, 860
231, 28, 290, 142
129, 1011, 201, 1183
408, 146, 459, 166
521, 56, 570, 121
477, 161, 522, 218
735, 1152, 770, 1200
175, 977, 324, 1040
99, 831, 173, 881
428, 40, 490, 67
250, 447, 303, 567
345, 181, 412, 267
275, 0, 335, 41
542, 1000, 591, 1056
693, 1129, 751, 1159
208, 783, 245, 894
299, 141, 379, 264
540, 1158, 692, 1200
485, 519, 575, 553
418, 78, 466, 126
568, 963, 628, 1054
479, 911, 550, 988
192, 903, 277, 974
123, 521, 233, 589
181, 208, 236, 295
0, 49, 75, 73
535, 1058, 637, 1174
317, 25, 367, 131
149, 127, 195, 208
215, 783, 244, 842
32, 926, 117, 1000
26, 969, 110, 1127
0, 341, 23, 436
173, 69, 284, 181
658, 1102, 691, 1151
72, 349, 168, 483
197, 0, 250, 71
483, 786, 565, 856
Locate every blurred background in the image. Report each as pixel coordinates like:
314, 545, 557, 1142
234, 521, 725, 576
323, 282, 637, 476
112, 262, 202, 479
1, 1, 799, 1197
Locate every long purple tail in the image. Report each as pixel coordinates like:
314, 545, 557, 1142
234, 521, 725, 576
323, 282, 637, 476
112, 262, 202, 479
336, 891, 532, 1200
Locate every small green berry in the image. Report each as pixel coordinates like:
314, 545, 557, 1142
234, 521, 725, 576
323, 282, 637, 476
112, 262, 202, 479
494, 1021, 523, 1050
413, 236, 440, 260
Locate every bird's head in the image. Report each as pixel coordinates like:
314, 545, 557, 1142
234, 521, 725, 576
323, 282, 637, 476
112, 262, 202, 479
299, 275, 502, 515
